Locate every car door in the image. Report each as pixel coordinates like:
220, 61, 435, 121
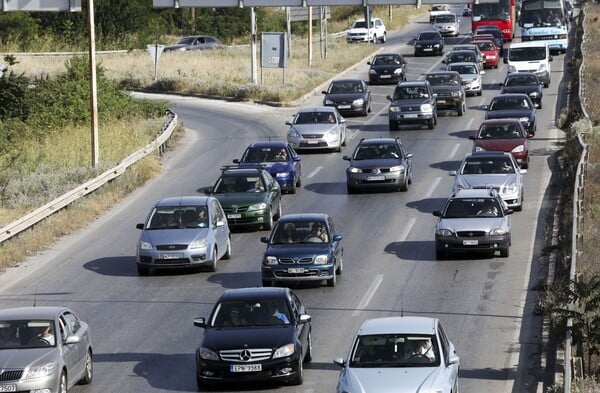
286, 144, 301, 183
264, 172, 281, 214
59, 312, 85, 381
327, 217, 343, 268
210, 199, 228, 257
399, 142, 413, 177
290, 292, 309, 356
437, 322, 459, 390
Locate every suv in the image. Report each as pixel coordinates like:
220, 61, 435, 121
193, 287, 312, 388
433, 188, 513, 259
343, 137, 413, 193
206, 166, 282, 230
387, 80, 437, 130
425, 71, 466, 116
346, 18, 387, 43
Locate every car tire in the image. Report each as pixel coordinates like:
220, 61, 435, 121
79, 349, 93, 385
544, 81, 549, 88
58, 371, 67, 393
538, 101, 543, 109
477, 89, 482, 96
362, 105, 368, 117
304, 330, 313, 363
290, 181, 297, 194
457, 102, 465, 116
327, 269, 337, 287
274, 202, 282, 220
380, 33, 387, 43
399, 176, 409, 192
389, 121, 398, 131
500, 247, 510, 257
428, 118, 435, 129
336, 252, 343, 275
223, 237, 232, 260
137, 264, 150, 276
290, 357, 304, 385
207, 248, 217, 272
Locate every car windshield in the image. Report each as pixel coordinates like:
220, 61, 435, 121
243, 147, 288, 162
449, 65, 476, 75
448, 53, 475, 63
146, 205, 209, 229
329, 81, 363, 94
475, 42, 495, 51
478, 124, 524, 139
393, 86, 430, 100
353, 143, 400, 160
461, 157, 516, 175
426, 74, 460, 86
213, 175, 265, 194
373, 55, 402, 65
295, 111, 337, 124
269, 221, 329, 244
489, 97, 532, 110
418, 32, 440, 40
0, 320, 56, 349
509, 47, 547, 61
506, 75, 538, 86
349, 334, 440, 367
209, 300, 291, 327
435, 14, 456, 22
443, 198, 503, 218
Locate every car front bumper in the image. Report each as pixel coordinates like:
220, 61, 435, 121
346, 171, 409, 190
262, 264, 335, 283
137, 246, 213, 269
224, 209, 271, 228
196, 354, 301, 385
288, 135, 342, 151
389, 111, 434, 124
435, 234, 510, 253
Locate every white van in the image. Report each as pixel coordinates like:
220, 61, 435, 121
504, 41, 552, 87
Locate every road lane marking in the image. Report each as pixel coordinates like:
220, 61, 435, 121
425, 177, 442, 199
352, 274, 384, 317
450, 142, 461, 159
397, 217, 417, 242
308, 166, 322, 178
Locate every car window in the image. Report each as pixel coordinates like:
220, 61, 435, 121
444, 198, 503, 217
350, 334, 440, 367
479, 124, 523, 139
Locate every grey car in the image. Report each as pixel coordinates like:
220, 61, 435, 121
433, 188, 513, 259
135, 196, 231, 275
343, 137, 413, 193
286, 106, 347, 152
0, 306, 93, 393
322, 78, 372, 116
425, 71, 466, 116
451, 151, 526, 210
334, 316, 459, 393
163, 35, 223, 52
387, 80, 437, 130
445, 62, 484, 96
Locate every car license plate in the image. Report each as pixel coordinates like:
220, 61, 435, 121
231, 364, 262, 372
306, 140, 319, 144
423, 48, 433, 51
404, 114, 418, 118
437, 99, 446, 104
338, 105, 351, 109
380, 75, 391, 78
288, 267, 305, 273
227, 213, 241, 219
463, 240, 479, 246
366, 175, 385, 181
163, 253, 182, 259
0, 385, 16, 392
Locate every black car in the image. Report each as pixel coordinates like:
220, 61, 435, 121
387, 80, 438, 130
193, 287, 312, 388
484, 93, 537, 135
473, 25, 504, 55
261, 213, 343, 287
500, 72, 544, 109
425, 71, 466, 116
343, 137, 413, 193
322, 78, 372, 116
367, 53, 407, 85
413, 31, 444, 56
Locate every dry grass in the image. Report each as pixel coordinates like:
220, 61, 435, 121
581, 3, 600, 123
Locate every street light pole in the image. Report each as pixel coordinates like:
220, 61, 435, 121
88, 0, 99, 167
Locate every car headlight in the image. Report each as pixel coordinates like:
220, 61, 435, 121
353, 98, 365, 106
273, 343, 295, 359
433, 44, 441, 48
324, 98, 334, 105
314, 255, 329, 264
503, 183, 519, 194
538, 63, 548, 72
25, 363, 56, 379
474, 146, 486, 152
190, 238, 208, 249
512, 145, 525, 153
519, 116, 530, 123
420, 103, 433, 112
288, 129, 300, 138
436, 228, 454, 236
415, 44, 423, 48
139, 240, 153, 250
529, 91, 540, 98
389, 165, 405, 173
451, 91, 463, 97
487, 54, 497, 59
263, 256, 278, 265
369, 69, 378, 75
389, 106, 400, 113
248, 202, 267, 211
490, 228, 506, 236
198, 346, 220, 361
348, 167, 362, 173
508, 65, 517, 73
393, 68, 404, 75
276, 172, 290, 178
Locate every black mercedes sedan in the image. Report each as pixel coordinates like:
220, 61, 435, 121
366, 53, 408, 85
193, 287, 312, 388
484, 93, 537, 135
322, 78, 372, 116
500, 72, 544, 109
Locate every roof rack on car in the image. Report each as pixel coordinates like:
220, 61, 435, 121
220, 164, 266, 172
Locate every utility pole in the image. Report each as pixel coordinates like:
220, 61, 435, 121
88, 0, 99, 167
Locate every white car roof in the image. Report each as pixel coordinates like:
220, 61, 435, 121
357, 316, 438, 336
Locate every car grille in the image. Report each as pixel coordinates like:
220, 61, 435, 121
400, 106, 421, 112
156, 244, 188, 251
156, 258, 189, 265
220, 348, 272, 362
223, 206, 249, 213
0, 369, 23, 382
362, 168, 393, 174
436, 92, 453, 98
457, 231, 486, 237
274, 269, 321, 278
472, 185, 501, 193
518, 69, 539, 74
278, 257, 314, 264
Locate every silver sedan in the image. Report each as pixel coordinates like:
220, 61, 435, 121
286, 107, 347, 152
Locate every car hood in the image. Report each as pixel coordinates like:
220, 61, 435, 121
265, 243, 331, 257
438, 216, 507, 231
0, 347, 57, 369
415, 39, 442, 45
348, 27, 370, 34
458, 74, 480, 83
370, 64, 403, 73
325, 92, 365, 101
431, 85, 460, 94
456, 174, 520, 189
290, 123, 339, 134
239, 161, 292, 173
141, 227, 210, 244
214, 193, 267, 207
391, 98, 431, 107
202, 325, 294, 350
501, 86, 540, 95
485, 109, 533, 119
340, 366, 443, 393
349, 158, 403, 169
474, 139, 526, 152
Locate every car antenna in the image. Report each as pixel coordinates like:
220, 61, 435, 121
33, 289, 37, 307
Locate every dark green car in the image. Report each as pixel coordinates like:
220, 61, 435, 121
206, 166, 282, 231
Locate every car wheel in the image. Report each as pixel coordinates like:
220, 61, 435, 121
223, 237, 232, 260
544, 81, 549, 88
58, 371, 67, 393
207, 247, 217, 272
336, 252, 343, 275
538, 101, 543, 109
136, 264, 150, 276
381, 33, 387, 43
428, 118, 435, 129
368, 100, 372, 113
274, 202, 282, 220
389, 121, 398, 131
457, 102, 465, 116
290, 357, 304, 385
290, 181, 297, 194
304, 329, 313, 363
500, 247, 510, 257
327, 269, 337, 287
477, 89, 482, 96
296, 172, 302, 187
399, 175, 409, 192
362, 105, 368, 117
78, 349, 93, 384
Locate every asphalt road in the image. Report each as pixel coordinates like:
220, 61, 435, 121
0, 7, 566, 393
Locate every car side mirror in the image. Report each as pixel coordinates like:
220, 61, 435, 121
406, 153, 414, 159
321, 91, 328, 95
215, 220, 225, 228
333, 357, 346, 367
367, 61, 372, 65
549, 55, 553, 62
482, 105, 489, 110
64, 335, 80, 345
332, 234, 343, 242
233, 159, 240, 164
340, 118, 346, 124
293, 156, 301, 162
468, 135, 477, 140
449, 170, 457, 176
520, 169, 528, 174
505, 208, 514, 215
193, 317, 207, 328
299, 314, 312, 324
343, 155, 351, 161
480, 70, 486, 75
136, 223, 144, 230
204, 187, 213, 195
527, 133, 534, 138
386, 95, 393, 101
285, 120, 292, 126
433, 210, 442, 217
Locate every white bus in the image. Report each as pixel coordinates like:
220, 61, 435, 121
519, 0, 569, 53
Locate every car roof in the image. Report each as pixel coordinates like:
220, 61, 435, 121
155, 196, 211, 207
426, 70, 461, 76
219, 287, 291, 301
297, 106, 337, 113
509, 41, 549, 48
467, 151, 513, 158
221, 167, 265, 176
357, 316, 438, 336
491, 93, 531, 99
247, 141, 288, 149
0, 306, 71, 320
358, 137, 400, 145
505, 72, 539, 79
418, 30, 442, 35
451, 188, 499, 198
478, 118, 523, 126
277, 213, 329, 223
331, 78, 363, 83
397, 80, 429, 87
447, 62, 479, 68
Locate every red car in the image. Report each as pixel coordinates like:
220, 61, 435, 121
470, 39, 500, 69
469, 118, 533, 168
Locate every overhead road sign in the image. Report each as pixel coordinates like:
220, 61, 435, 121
1, 0, 81, 11
154, 0, 501, 7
